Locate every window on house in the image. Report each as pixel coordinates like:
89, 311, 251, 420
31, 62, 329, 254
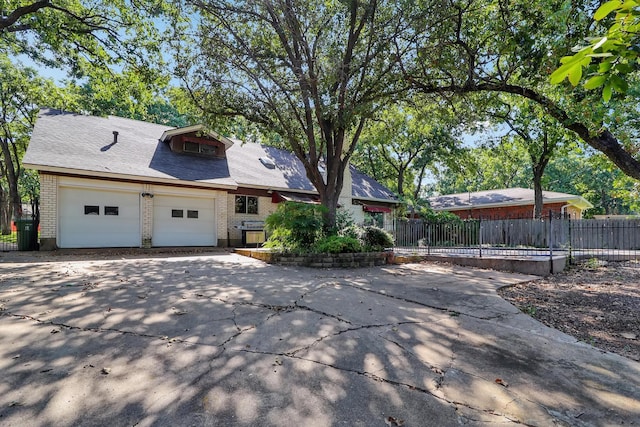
184, 141, 199, 153
171, 209, 184, 218
184, 141, 217, 156
235, 195, 258, 214
104, 206, 119, 216
84, 205, 99, 215
200, 145, 216, 155
187, 210, 199, 219
364, 212, 384, 228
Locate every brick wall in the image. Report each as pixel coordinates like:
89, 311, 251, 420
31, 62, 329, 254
141, 184, 153, 248
448, 202, 581, 220
39, 174, 57, 247
227, 194, 277, 245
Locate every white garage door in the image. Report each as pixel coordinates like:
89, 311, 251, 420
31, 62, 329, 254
58, 187, 141, 248
153, 195, 216, 246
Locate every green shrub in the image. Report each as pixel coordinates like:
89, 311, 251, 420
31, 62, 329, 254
418, 207, 463, 224
264, 202, 326, 251
361, 226, 394, 251
340, 224, 364, 239
313, 235, 362, 254
338, 224, 393, 251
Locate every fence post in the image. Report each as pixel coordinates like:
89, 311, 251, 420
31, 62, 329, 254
478, 218, 482, 258
548, 210, 554, 274
568, 216, 572, 264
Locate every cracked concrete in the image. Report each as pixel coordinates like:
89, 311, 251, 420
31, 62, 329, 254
1, 251, 639, 426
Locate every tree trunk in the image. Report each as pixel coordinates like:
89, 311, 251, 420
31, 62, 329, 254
0, 137, 22, 220
0, 187, 10, 235
532, 170, 544, 219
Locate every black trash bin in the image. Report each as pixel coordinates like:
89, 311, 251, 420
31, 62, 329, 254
15, 219, 37, 251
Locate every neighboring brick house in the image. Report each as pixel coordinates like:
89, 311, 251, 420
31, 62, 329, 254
23, 109, 398, 249
428, 188, 592, 220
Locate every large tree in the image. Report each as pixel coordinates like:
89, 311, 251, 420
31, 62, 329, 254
489, 98, 571, 218
180, 0, 413, 228
353, 100, 460, 202
1, 0, 177, 83
403, 0, 640, 181
0, 56, 62, 229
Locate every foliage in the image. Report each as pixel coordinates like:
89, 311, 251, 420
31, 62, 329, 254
551, 0, 640, 101
180, 0, 409, 230
0, 57, 63, 232
418, 208, 463, 224
332, 208, 356, 235
264, 202, 326, 251
313, 235, 362, 254
353, 226, 394, 251
352, 101, 462, 199
1, 0, 180, 88
337, 224, 394, 251
402, 0, 640, 181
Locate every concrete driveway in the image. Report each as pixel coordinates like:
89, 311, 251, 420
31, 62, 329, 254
0, 251, 638, 426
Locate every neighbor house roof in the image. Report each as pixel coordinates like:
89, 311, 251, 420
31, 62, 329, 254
428, 187, 593, 211
23, 109, 398, 203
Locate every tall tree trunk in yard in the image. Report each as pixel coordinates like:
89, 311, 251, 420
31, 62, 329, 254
0, 187, 11, 234
0, 135, 22, 222
531, 132, 552, 219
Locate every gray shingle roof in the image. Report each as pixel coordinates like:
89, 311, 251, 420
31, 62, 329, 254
428, 187, 592, 210
24, 109, 398, 202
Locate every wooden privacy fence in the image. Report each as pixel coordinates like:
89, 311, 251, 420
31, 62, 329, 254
391, 218, 640, 259
569, 219, 640, 250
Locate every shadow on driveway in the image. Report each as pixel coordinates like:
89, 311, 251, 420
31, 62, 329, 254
0, 253, 638, 426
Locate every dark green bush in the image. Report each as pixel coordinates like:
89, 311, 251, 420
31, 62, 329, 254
338, 224, 393, 251
360, 226, 394, 251
264, 202, 326, 251
313, 235, 362, 254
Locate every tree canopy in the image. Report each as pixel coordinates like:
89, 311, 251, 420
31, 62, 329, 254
180, 0, 412, 228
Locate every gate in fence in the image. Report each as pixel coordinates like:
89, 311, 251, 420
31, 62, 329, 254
391, 216, 640, 263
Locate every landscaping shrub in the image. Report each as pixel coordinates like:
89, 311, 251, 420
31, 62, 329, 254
338, 224, 393, 251
360, 226, 394, 251
264, 202, 325, 251
313, 235, 362, 254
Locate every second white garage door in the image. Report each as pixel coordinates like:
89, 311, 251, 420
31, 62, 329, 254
153, 195, 216, 246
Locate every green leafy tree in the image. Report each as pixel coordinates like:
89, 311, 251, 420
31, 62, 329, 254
404, 0, 640, 183
0, 57, 63, 231
488, 98, 572, 218
180, 0, 409, 230
1, 0, 179, 85
353, 101, 461, 202
551, 0, 640, 101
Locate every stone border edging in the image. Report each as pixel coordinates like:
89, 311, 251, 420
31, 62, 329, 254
234, 248, 392, 268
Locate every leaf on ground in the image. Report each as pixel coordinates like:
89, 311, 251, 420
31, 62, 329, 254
101, 367, 111, 375
431, 366, 444, 375
50, 329, 60, 334
385, 416, 405, 426
495, 378, 509, 387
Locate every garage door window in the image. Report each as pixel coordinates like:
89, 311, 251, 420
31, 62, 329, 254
172, 209, 184, 218
104, 206, 119, 216
84, 205, 99, 215
187, 210, 199, 219
235, 195, 258, 214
